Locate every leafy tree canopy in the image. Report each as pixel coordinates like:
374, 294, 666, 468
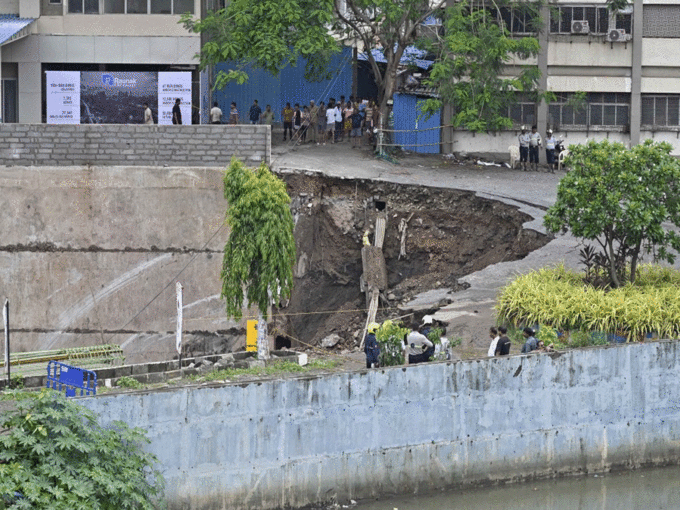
220, 158, 296, 320
0, 390, 164, 510
544, 139, 680, 288
180, 0, 339, 88
420, 0, 541, 132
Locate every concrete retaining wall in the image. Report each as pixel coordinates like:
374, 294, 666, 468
0, 124, 270, 167
82, 340, 680, 510
0, 165, 235, 364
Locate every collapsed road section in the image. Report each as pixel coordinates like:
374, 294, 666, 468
266, 171, 549, 353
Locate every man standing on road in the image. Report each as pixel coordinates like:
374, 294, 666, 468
249, 100, 262, 125
172, 98, 182, 125
229, 102, 239, 124
518, 125, 530, 171
316, 101, 326, 145
143, 103, 153, 124
529, 125, 542, 171
282, 102, 294, 141
210, 102, 222, 124
309, 100, 319, 144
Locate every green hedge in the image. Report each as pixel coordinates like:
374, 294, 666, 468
496, 264, 680, 341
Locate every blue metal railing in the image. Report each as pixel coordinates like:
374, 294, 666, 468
46, 361, 97, 397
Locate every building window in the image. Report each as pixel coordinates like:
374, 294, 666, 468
69, 0, 99, 13
73, 0, 194, 13
549, 93, 629, 128
499, 6, 540, 34
549, 6, 630, 35
49, 0, 63, 4
508, 95, 536, 125
641, 95, 680, 127
643, 6, 680, 38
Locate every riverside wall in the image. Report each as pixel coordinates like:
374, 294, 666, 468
0, 124, 270, 167
82, 340, 680, 510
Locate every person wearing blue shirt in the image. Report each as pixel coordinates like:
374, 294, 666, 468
249, 99, 262, 125
521, 327, 539, 353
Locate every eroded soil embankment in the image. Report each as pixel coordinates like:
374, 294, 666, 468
272, 173, 549, 351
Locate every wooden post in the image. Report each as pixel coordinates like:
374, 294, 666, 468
176, 282, 183, 370
3, 299, 9, 386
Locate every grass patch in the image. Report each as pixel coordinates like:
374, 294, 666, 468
497, 264, 680, 342
187, 358, 340, 383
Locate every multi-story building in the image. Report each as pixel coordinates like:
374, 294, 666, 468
443, 0, 680, 155
0, 0, 200, 123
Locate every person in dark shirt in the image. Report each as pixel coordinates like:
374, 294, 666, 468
495, 325, 511, 356
249, 99, 262, 125
172, 98, 182, 125
364, 322, 381, 368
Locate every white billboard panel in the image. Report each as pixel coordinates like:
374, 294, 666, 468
46, 71, 81, 124
158, 72, 192, 125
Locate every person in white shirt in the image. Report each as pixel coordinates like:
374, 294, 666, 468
210, 102, 223, 124
404, 324, 434, 364
325, 101, 336, 144
544, 129, 557, 173
333, 103, 343, 143
143, 103, 153, 125
529, 124, 542, 171
487, 326, 500, 357
518, 125, 531, 171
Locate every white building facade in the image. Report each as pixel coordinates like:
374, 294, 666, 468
446, 0, 680, 156
0, 0, 201, 123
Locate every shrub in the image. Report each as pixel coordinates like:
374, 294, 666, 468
0, 390, 165, 509
496, 264, 680, 341
376, 320, 410, 367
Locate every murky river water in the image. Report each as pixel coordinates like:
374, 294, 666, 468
355, 465, 680, 510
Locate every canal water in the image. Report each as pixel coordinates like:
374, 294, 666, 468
355, 465, 680, 510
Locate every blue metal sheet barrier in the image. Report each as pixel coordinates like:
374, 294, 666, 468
46, 361, 97, 397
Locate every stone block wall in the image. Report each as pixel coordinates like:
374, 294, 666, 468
0, 124, 270, 167
81, 340, 680, 510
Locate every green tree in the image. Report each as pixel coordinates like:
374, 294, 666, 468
332, 0, 446, 114
544, 139, 680, 287
220, 158, 296, 359
420, 0, 541, 132
180, 0, 339, 89
0, 390, 164, 510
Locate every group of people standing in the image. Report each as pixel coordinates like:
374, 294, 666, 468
518, 125, 560, 172
282, 96, 379, 147
209, 96, 381, 147
209, 100, 275, 126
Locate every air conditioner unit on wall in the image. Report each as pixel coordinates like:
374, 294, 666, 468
607, 28, 631, 42
571, 20, 590, 34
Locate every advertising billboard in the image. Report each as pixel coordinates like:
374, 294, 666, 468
80, 72, 158, 124
46, 71, 192, 124
158, 72, 192, 125
46, 71, 81, 124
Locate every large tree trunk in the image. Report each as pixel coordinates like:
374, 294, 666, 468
257, 311, 269, 360
629, 238, 643, 284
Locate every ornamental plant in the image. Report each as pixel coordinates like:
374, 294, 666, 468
0, 390, 165, 510
496, 264, 680, 342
